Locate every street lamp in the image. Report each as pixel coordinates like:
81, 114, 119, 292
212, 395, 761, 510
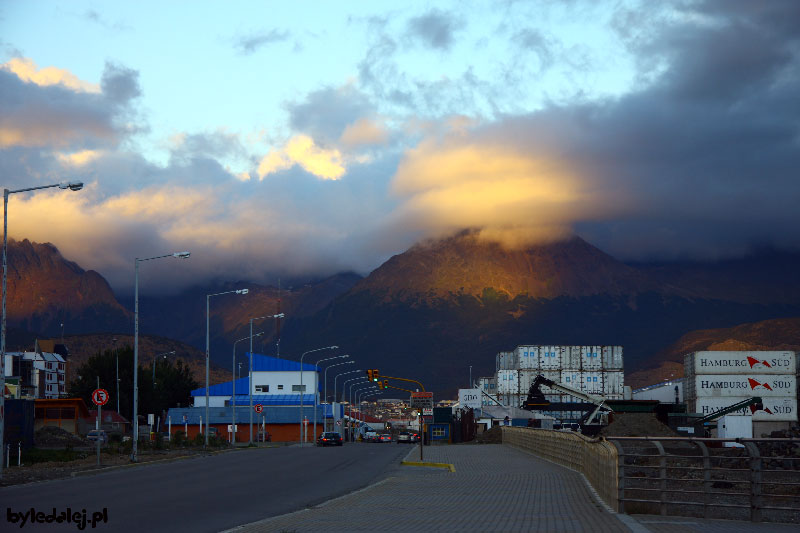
248, 313, 284, 443
298, 346, 338, 446
205, 288, 249, 446
151, 351, 177, 387
323, 360, 352, 431
333, 369, 361, 432
133, 251, 190, 463
313, 354, 348, 444
345, 377, 368, 441
1, 180, 82, 480
231, 331, 263, 446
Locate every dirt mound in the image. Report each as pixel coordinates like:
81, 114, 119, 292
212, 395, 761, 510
600, 413, 678, 438
476, 426, 503, 444
35, 426, 90, 447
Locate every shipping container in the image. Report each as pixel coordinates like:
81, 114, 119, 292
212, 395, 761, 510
693, 397, 797, 422
496, 351, 518, 371
691, 374, 796, 398
602, 346, 624, 370
539, 345, 562, 370
581, 346, 603, 371
515, 346, 539, 370
496, 369, 519, 394
564, 346, 582, 369
685, 351, 796, 376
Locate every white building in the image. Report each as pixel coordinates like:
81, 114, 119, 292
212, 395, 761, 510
3, 351, 66, 399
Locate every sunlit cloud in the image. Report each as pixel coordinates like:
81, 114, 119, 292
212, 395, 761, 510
56, 149, 103, 166
257, 134, 345, 180
1, 57, 100, 93
339, 117, 389, 147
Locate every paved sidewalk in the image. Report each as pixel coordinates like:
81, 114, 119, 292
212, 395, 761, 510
227, 444, 633, 532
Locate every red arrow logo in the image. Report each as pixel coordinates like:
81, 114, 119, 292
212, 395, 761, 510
748, 378, 773, 391
747, 356, 772, 369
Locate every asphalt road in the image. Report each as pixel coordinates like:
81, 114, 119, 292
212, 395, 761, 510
1, 443, 411, 532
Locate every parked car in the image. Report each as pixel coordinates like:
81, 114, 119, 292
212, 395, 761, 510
86, 429, 108, 444
317, 431, 343, 447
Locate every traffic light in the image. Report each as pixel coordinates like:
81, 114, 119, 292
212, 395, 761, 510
366, 369, 373, 381
383, 379, 389, 389
377, 381, 384, 389
372, 369, 380, 382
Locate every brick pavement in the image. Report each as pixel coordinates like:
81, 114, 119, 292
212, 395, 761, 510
226, 444, 634, 532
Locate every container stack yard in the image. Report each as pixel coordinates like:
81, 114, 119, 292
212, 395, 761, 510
483, 345, 625, 422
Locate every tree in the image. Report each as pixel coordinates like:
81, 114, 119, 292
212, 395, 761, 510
69, 347, 197, 423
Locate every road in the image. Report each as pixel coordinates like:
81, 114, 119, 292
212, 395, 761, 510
2, 443, 410, 532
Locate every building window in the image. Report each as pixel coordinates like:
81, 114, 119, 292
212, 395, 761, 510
277, 385, 283, 390
292, 385, 306, 392
255, 385, 269, 393
432, 427, 446, 437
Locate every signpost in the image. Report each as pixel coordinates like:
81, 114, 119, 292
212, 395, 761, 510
254, 404, 263, 414
92, 386, 108, 466
410, 392, 433, 461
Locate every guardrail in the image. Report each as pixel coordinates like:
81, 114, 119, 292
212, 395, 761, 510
501, 427, 619, 511
610, 437, 800, 523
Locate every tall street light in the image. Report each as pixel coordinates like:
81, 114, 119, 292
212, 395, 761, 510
151, 351, 177, 387
298, 346, 338, 446
249, 313, 284, 444
345, 377, 367, 441
231, 331, 263, 446
353, 384, 376, 431
333, 369, 361, 432
1, 181, 82, 479
323, 360, 352, 432
313, 354, 348, 444
205, 288, 248, 446
133, 251, 190, 463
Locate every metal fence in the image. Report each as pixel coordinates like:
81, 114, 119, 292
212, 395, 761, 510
501, 428, 800, 523
610, 437, 800, 523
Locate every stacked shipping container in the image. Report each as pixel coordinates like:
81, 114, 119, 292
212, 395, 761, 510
490, 345, 624, 420
684, 351, 797, 422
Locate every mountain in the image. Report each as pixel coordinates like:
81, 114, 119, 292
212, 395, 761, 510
625, 317, 800, 388
282, 231, 800, 398
3, 239, 130, 336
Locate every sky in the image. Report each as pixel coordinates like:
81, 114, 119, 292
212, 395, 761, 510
1, 1, 799, 293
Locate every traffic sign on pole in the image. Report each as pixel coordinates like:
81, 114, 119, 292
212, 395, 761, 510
254, 404, 263, 414
92, 389, 109, 406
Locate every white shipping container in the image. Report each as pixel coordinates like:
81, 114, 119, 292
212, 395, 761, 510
695, 397, 797, 422
581, 371, 604, 394
496, 369, 519, 394
686, 351, 796, 375
564, 346, 582, 369
518, 369, 541, 395
603, 371, 625, 398
602, 346, 624, 370
538, 370, 562, 394
561, 370, 581, 389
693, 374, 796, 398
581, 346, 603, 370
539, 346, 562, 370
717, 415, 753, 446
516, 346, 540, 370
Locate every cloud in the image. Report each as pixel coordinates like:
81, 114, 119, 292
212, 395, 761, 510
56, 149, 103, 166
0, 59, 140, 150
235, 29, 291, 54
257, 135, 345, 180
1, 57, 100, 93
405, 9, 463, 51
286, 83, 378, 144
339, 117, 390, 147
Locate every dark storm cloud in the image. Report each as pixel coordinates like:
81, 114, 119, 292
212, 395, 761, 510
286, 84, 378, 144
405, 9, 463, 51
235, 29, 291, 55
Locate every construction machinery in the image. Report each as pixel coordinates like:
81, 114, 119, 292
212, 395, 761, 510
521, 374, 613, 435
671, 396, 764, 436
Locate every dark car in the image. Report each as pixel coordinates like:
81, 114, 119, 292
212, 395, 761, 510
317, 431, 343, 446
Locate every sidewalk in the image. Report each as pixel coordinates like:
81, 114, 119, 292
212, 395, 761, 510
227, 444, 634, 532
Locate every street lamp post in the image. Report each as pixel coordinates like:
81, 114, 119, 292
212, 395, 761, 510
313, 354, 348, 444
248, 313, 284, 444
205, 288, 249, 447
297, 346, 338, 446
151, 351, 177, 388
345, 378, 368, 441
323, 360, 352, 431
334, 370, 360, 432
231, 332, 263, 446
1, 180, 83, 480
133, 251, 190, 463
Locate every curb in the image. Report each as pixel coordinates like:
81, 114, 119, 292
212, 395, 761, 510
401, 460, 455, 472
70, 447, 238, 478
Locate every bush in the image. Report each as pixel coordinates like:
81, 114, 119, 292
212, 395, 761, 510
21, 448, 86, 465
172, 431, 187, 447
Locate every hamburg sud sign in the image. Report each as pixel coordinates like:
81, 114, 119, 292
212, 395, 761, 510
686, 351, 798, 422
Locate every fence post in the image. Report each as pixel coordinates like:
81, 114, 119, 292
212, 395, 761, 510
611, 440, 626, 514
696, 441, 711, 519
744, 442, 762, 522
